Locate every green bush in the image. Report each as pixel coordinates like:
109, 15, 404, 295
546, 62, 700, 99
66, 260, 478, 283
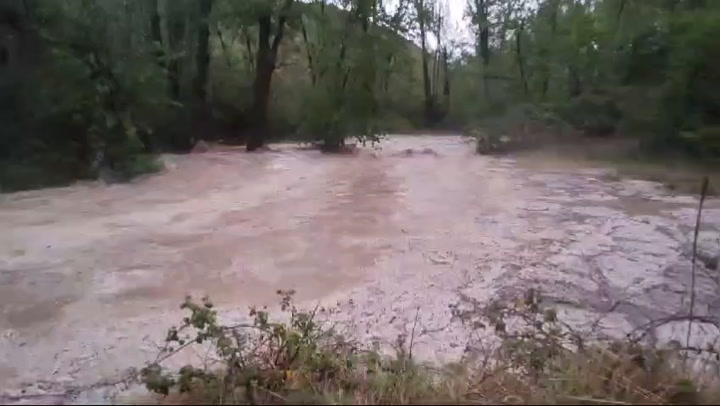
142, 291, 370, 403
297, 83, 385, 152
558, 92, 622, 137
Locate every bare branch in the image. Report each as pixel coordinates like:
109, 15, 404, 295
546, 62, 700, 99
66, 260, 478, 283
687, 176, 710, 350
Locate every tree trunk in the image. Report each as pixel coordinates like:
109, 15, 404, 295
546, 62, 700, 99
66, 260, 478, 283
516, 22, 529, 96
442, 47, 450, 99
417, 0, 434, 126
299, 16, 316, 85
383, 54, 394, 93
216, 27, 232, 68
432, 50, 441, 97
568, 66, 582, 97
149, 0, 164, 67
166, 7, 185, 101
124, 0, 132, 51
242, 26, 254, 72
247, 15, 272, 152
336, 11, 354, 88
146, 0, 164, 152
191, 0, 213, 145
193, 0, 212, 105
541, 0, 558, 98
167, 59, 181, 100
246, 0, 293, 152
360, 5, 376, 116
433, 9, 443, 101
323, 2, 354, 84
476, 0, 489, 67
480, 27, 489, 67
474, 0, 490, 98
615, 0, 626, 24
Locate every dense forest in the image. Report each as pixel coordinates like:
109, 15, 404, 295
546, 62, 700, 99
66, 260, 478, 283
1, 0, 719, 190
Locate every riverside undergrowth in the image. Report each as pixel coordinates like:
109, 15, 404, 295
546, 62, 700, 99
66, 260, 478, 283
140, 289, 720, 405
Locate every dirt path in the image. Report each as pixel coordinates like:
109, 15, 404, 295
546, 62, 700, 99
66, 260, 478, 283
2, 135, 719, 402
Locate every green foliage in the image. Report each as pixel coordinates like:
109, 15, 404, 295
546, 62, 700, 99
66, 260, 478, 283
1, 0, 177, 190
141, 290, 361, 403
292, 1, 400, 151
557, 91, 622, 137
4, 0, 430, 190
7, 0, 720, 190
655, 7, 720, 156
454, 0, 720, 160
468, 104, 573, 155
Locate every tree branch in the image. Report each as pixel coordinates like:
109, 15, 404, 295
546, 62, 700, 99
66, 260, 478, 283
687, 176, 709, 349
270, 0, 293, 55
242, 26, 254, 72
299, 15, 316, 84
216, 27, 232, 68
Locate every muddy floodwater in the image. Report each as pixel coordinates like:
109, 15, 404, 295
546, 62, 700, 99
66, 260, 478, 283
2, 135, 720, 402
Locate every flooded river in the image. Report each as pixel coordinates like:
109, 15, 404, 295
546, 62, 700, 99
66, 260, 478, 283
2, 135, 719, 402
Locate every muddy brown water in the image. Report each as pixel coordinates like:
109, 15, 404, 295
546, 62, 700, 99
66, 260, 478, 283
1, 135, 720, 402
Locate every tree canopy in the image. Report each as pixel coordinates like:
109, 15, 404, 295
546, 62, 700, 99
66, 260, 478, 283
1, 0, 720, 190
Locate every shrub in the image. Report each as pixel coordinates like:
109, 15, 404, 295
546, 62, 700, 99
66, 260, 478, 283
140, 290, 720, 405
141, 291, 456, 404
468, 104, 574, 155
143, 291, 357, 403
472, 127, 513, 155
557, 92, 622, 137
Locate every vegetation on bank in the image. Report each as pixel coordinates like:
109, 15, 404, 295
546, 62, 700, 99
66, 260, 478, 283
2, 0, 720, 191
139, 290, 720, 405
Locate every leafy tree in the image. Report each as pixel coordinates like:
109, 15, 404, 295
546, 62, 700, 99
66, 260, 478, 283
3, 0, 720, 191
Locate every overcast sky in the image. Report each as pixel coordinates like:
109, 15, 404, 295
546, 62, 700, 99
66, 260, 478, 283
426, 0, 473, 50
446, 0, 473, 47
321, 0, 476, 49
447, 0, 467, 28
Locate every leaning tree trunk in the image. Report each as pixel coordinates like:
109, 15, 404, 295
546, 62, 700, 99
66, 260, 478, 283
299, 16, 316, 85
246, 0, 292, 152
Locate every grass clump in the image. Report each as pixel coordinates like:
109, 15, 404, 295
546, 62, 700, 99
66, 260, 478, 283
140, 290, 720, 405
